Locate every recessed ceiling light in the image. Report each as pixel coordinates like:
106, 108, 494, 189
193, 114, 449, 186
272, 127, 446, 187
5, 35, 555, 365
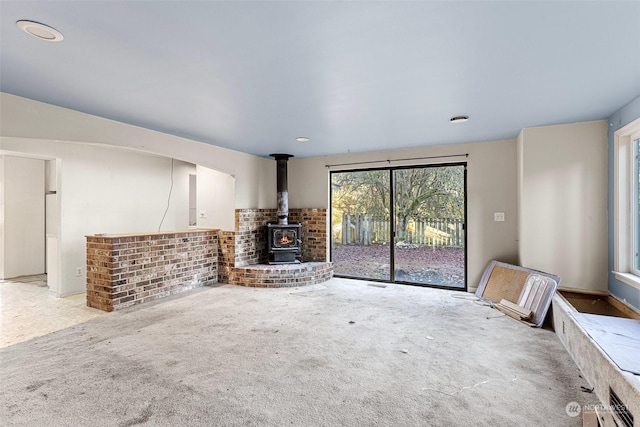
450, 116, 469, 123
295, 137, 310, 143
16, 20, 64, 42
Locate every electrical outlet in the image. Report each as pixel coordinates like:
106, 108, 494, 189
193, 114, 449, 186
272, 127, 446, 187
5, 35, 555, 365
76, 267, 82, 276
494, 212, 505, 222
199, 210, 207, 219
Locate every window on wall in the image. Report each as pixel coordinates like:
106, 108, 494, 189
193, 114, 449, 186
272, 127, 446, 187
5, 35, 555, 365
614, 119, 640, 288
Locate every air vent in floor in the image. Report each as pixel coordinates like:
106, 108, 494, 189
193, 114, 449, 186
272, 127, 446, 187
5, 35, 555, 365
610, 387, 633, 427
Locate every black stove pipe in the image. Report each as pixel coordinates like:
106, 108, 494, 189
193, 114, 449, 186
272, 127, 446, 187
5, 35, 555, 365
269, 153, 294, 225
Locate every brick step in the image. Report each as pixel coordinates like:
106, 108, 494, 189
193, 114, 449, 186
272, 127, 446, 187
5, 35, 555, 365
230, 262, 333, 288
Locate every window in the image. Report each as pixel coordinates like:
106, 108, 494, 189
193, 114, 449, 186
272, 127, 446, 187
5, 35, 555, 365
614, 118, 640, 288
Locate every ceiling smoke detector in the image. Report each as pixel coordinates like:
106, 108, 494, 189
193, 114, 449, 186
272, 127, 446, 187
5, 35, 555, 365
16, 20, 64, 42
450, 116, 469, 123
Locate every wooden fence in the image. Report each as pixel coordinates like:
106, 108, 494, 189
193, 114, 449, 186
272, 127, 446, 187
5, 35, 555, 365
336, 214, 464, 247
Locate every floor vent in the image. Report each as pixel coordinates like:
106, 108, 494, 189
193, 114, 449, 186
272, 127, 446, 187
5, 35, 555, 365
610, 387, 633, 427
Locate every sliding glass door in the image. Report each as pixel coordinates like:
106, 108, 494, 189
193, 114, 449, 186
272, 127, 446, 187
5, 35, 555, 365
392, 165, 465, 288
331, 163, 466, 289
330, 169, 391, 280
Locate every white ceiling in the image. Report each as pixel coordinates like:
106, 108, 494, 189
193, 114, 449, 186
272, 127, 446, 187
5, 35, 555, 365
1, 1, 639, 159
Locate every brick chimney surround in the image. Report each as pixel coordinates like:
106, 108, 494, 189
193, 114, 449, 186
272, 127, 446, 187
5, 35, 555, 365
218, 208, 333, 288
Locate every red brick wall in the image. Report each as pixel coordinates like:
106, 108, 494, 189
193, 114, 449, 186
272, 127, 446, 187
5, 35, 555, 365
289, 208, 328, 262
217, 230, 235, 284
234, 209, 277, 266
86, 230, 218, 312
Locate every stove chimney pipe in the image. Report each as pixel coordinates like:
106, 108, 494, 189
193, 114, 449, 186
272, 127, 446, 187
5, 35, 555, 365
270, 154, 294, 225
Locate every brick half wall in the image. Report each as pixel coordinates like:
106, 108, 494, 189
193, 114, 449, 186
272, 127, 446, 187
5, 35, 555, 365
86, 229, 218, 312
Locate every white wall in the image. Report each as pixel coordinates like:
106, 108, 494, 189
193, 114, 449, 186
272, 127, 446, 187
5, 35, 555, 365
195, 165, 235, 231
0, 139, 199, 295
518, 120, 608, 292
0, 93, 275, 210
63, 146, 195, 295
0, 157, 4, 278
289, 139, 519, 290
0, 156, 45, 279
0, 93, 254, 295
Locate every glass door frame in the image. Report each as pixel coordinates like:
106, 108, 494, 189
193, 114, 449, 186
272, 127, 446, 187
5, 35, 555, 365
329, 162, 467, 291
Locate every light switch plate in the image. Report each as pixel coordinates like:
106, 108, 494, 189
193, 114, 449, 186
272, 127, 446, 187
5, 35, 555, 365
494, 212, 505, 222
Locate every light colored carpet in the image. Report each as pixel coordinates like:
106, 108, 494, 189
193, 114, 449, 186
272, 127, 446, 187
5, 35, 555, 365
1, 278, 598, 426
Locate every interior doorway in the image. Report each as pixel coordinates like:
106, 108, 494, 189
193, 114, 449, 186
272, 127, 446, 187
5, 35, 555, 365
330, 163, 467, 290
0, 155, 46, 280
0, 154, 61, 294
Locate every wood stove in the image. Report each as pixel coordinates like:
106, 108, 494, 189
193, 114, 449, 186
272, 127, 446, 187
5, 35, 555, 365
267, 153, 302, 264
267, 222, 302, 264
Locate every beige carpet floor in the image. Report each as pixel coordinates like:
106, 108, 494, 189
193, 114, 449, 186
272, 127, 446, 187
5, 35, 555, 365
0, 278, 598, 426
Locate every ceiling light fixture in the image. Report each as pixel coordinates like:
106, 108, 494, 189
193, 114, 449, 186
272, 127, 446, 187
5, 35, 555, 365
16, 20, 64, 42
295, 137, 310, 143
450, 115, 469, 123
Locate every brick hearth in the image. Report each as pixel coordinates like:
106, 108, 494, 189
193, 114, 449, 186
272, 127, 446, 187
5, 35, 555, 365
229, 262, 333, 288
